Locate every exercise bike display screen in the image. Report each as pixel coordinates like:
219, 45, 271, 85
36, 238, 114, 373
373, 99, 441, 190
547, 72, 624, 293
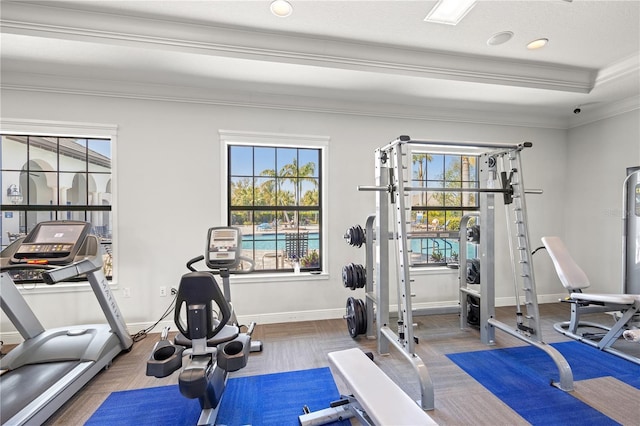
12, 221, 91, 264
206, 227, 241, 268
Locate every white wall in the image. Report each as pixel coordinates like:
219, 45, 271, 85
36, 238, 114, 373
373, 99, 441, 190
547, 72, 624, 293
0, 88, 584, 342
562, 110, 640, 294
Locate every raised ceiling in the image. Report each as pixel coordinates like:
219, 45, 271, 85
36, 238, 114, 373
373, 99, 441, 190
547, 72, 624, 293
1, 0, 639, 128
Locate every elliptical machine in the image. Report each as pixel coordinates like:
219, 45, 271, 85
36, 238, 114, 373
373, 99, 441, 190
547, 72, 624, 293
146, 226, 259, 426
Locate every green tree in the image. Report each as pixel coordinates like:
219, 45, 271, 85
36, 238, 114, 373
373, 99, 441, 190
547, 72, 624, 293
412, 153, 432, 206
230, 177, 254, 224
276, 159, 316, 225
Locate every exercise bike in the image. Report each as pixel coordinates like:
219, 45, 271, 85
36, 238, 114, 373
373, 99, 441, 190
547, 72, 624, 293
146, 226, 260, 426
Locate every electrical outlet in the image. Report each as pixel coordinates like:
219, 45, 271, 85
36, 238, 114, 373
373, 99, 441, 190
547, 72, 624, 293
159, 286, 167, 297
122, 287, 131, 298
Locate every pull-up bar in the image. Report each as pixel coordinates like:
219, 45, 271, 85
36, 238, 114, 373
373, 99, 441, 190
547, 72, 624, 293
380, 135, 533, 151
358, 185, 543, 195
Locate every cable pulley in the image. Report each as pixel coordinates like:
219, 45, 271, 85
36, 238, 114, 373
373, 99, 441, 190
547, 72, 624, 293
344, 225, 365, 248
467, 225, 480, 243
344, 297, 367, 338
342, 263, 366, 290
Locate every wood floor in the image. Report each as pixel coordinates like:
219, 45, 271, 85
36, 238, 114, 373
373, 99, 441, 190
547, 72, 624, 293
39, 303, 640, 425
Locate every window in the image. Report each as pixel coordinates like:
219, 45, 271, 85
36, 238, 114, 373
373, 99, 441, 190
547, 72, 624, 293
409, 152, 479, 266
1, 134, 113, 278
223, 132, 325, 273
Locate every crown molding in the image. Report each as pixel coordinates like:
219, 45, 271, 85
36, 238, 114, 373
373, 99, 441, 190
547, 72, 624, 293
567, 95, 640, 129
0, 117, 117, 137
0, 71, 570, 129
596, 54, 640, 86
0, 1, 596, 94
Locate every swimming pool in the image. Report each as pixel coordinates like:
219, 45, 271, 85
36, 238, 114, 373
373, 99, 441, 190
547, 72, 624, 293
243, 233, 320, 251
410, 237, 476, 261
243, 233, 473, 260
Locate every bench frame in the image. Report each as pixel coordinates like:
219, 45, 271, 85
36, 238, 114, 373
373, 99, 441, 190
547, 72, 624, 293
299, 348, 437, 426
542, 236, 640, 365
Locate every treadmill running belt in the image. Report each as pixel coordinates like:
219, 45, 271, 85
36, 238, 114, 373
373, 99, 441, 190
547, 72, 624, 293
0, 361, 81, 424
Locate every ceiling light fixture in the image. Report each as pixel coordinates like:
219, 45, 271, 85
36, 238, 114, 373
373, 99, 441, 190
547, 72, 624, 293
487, 31, 514, 46
270, 0, 293, 18
424, 0, 476, 25
527, 38, 549, 50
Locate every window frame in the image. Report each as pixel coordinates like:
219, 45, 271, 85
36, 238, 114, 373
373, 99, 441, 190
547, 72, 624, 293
220, 130, 329, 276
0, 118, 118, 286
409, 147, 480, 268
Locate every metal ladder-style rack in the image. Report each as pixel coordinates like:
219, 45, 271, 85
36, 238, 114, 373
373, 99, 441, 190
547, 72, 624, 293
458, 144, 574, 391
359, 136, 574, 411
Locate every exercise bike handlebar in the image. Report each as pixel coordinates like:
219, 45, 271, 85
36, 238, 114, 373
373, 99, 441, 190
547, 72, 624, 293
186, 255, 205, 272
185, 255, 256, 274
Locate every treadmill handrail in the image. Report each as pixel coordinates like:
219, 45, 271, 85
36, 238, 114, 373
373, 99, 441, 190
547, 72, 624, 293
41, 258, 102, 285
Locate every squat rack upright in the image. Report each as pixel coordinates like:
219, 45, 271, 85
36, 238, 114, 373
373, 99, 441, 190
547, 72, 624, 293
357, 135, 574, 411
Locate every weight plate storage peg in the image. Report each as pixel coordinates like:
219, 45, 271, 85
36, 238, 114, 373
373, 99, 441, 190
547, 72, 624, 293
342, 263, 366, 290
344, 225, 365, 248
345, 297, 367, 338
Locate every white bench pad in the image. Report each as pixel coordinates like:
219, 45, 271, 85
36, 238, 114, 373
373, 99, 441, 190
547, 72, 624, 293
569, 293, 640, 305
328, 348, 437, 426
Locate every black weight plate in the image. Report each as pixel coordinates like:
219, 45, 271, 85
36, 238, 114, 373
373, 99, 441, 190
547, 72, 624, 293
347, 264, 355, 290
357, 225, 365, 247
355, 264, 365, 288
342, 265, 350, 288
354, 298, 366, 335
346, 297, 358, 337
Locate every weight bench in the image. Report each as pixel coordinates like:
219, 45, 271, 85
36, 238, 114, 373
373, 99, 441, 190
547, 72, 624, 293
299, 348, 437, 426
542, 236, 640, 364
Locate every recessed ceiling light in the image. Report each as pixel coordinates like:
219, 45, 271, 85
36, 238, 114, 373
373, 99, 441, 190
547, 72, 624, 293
270, 0, 292, 18
487, 31, 514, 46
527, 38, 549, 50
424, 0, 476, 25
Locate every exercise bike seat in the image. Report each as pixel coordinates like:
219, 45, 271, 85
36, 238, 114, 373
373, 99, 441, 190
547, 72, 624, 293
174, 271, 235, 340
174, 324, 239, 348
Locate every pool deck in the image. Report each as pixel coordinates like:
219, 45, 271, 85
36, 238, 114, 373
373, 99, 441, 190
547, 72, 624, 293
237, 225, 319, 236
236, 225, 319, 270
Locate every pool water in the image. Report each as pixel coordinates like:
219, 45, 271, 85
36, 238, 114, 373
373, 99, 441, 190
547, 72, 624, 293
243, 233, 474, 261
243, 233, 320, 251
410, 238, 476, 261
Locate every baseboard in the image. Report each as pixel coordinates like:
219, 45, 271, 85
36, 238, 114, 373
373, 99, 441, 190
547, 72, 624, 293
0, 295, 569, 345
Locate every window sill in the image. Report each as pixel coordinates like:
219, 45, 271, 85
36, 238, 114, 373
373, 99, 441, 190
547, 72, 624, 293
231, 271, 329, 284
410, 265, 459, 276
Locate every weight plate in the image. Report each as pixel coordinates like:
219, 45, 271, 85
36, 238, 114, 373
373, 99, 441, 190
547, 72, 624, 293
345, 297, 366, 338
345, 225, 365, 248
355, 298, 366, 335
346, 297, 358, 337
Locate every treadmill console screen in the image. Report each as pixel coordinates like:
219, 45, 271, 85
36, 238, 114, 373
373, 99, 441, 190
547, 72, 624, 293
206, 227, 241, 269
12, 221, 91, 264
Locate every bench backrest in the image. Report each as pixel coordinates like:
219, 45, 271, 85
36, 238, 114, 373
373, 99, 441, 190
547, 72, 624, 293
542, 236, 590, 292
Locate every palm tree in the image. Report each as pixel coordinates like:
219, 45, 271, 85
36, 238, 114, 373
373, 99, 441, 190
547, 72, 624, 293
461, 156, 476, 207
412, 153, 432, 209
230, 178, 254, 224
277, 159, 316, 226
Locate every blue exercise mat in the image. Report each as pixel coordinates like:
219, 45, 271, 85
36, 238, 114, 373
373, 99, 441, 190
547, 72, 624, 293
87, 367, 350, 426
447, 341, 640, 426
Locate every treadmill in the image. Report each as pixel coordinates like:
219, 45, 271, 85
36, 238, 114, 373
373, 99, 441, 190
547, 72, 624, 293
0, 221, 133, 425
